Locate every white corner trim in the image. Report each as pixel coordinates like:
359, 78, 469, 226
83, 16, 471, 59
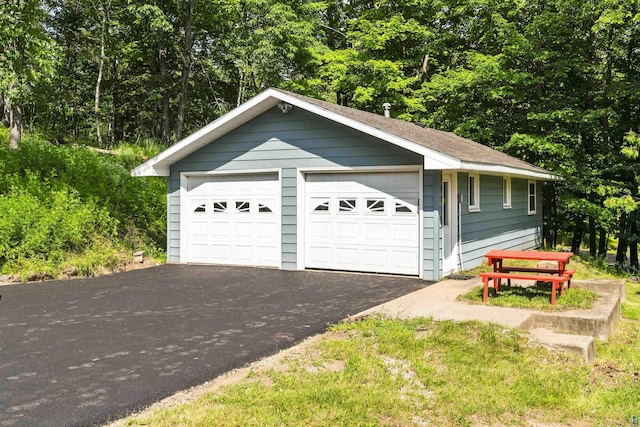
296, 168, 306, 270
179, 173, 189, 263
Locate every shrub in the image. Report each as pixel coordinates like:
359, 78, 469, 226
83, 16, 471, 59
0, 134, 166, 280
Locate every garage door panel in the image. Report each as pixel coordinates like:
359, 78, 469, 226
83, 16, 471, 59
362, 249, 386, 267
335, 247, 358, 266
185, 173, 280, 267
335, 222, 359, 241
305, 172, 419, 276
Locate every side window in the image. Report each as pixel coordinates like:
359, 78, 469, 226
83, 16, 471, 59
528, 180, 537, 215
503, 177, 512, 209
468, 173, 480, 212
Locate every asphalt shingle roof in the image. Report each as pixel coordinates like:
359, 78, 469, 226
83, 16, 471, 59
275, 89, 550, 176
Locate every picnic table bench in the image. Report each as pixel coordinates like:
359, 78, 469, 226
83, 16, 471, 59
480, 250, 575, 305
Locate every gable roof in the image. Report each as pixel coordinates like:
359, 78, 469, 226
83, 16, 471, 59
131, 88, 559, 180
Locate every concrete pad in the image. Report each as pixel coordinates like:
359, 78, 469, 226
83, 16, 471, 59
532, 291, 621, 340
358, 277, 535, 329
356, 276, 623, 363
530, 328, 595, 364
573, 279, 626, 302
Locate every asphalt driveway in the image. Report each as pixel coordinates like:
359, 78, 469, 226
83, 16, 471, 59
0, 264, 426, 427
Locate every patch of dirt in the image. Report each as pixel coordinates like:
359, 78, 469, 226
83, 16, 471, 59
0, 258, 160, 287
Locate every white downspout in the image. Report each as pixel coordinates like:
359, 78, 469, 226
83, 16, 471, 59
458, 193, 464, 270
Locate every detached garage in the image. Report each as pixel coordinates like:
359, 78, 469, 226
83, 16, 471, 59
132, 89, 559, 281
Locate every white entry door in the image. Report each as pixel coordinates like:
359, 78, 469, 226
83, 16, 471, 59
184, 173, 280, 267
304, 171, 420, 275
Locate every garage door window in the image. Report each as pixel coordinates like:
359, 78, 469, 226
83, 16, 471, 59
338, 199, 357, 213
194, 203, 206, 213
236, 201, 250, 213
312, 199, 330, 213
366, 199, 385, 213
258, 204, 272, 213
395, 200, 414, 214
213, 201, 227, 213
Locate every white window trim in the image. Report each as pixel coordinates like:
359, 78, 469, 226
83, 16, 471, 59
468, 173, 480, 212
503, 176, 512, 209
528, 180, 537, 215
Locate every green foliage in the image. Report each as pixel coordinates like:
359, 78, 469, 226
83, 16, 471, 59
0, 135, 166, 279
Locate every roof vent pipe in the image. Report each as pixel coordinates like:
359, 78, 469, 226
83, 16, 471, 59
382, 102, 391, 118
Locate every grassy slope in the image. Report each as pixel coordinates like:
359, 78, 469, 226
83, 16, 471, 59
0, 134, 166, 280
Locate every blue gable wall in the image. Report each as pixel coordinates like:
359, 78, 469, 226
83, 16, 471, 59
456, 173, 542, 269
167, 106, 447, 279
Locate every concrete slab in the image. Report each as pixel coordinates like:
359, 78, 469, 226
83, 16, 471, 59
530, 328, 595, 364
356, 276, 623, 363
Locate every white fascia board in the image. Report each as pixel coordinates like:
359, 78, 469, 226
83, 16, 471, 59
272, 91, 462, 170
131, 91, 281, 177
458, 162, 562, 181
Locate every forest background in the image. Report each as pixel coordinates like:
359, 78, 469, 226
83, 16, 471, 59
1, 0, 639, 277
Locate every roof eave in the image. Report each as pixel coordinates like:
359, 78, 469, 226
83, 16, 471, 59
458, 162, 562, 180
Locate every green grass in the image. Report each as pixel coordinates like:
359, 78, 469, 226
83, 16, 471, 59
124, 317, 640, 426
458, 283, 599, 311
622, 280, 640, 320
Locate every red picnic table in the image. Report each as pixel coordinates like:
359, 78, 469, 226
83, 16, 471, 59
480, 250, 575, 305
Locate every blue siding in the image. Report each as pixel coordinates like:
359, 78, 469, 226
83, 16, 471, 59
457, 173, 542, 269
168, 106, 423, 266
422, 170, 441, 281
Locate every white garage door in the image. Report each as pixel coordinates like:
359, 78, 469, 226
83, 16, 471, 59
305, 171, 420, 275
185, 173, 280, 267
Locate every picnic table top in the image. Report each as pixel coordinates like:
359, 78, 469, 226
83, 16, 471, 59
484, 250, 574, 264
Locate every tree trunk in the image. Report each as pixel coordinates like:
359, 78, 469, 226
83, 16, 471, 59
158, 47, 171, 144
588, 214, 597, 257
598, 228, 607, 259
570, 221, 583, 255
175, 0, 194, 143
631, 220, 639, 271
95, 2, 108, 145
616, 214, 629, 266
542, 183, 556, 248
7, 96, 22, 149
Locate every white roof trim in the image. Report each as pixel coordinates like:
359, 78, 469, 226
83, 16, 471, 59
131, 91, 279, 177
131, 88, 556, 181
458, 162, 561, 180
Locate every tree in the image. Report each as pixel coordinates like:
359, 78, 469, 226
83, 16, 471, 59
0, 0, 57, 148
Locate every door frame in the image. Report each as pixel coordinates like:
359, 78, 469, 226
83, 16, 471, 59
296, 165, 423, 278
179, 169, 282, 265
442, 172, 459, 275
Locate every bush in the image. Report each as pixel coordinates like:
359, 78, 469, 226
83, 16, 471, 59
0, 134, 166, 280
